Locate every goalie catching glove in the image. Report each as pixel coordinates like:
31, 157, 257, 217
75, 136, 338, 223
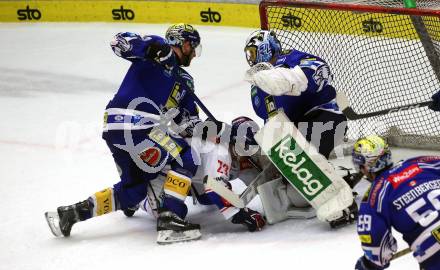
231, 208, 265, 232
244, 62, 308, 97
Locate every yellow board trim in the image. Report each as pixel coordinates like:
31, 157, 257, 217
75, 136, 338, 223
0, 1, 260, 27
267, 6, 435, 40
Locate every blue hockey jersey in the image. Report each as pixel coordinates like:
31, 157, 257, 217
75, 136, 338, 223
103, 32, 199, 143
358, 156, 440, 270
250, 50, 339, 123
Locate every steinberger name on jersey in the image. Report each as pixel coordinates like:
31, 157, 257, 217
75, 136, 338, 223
393, 179, 440, 210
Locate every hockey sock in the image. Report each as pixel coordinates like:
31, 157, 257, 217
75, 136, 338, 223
162, 170, 191, 219
89, 187, 118, 217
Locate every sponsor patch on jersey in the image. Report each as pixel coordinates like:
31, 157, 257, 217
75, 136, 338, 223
164, 171, 191, 200
254, 96, 260, 107
388, 164, 422, 188
432, 225, 440, 243
251, 86, 258, 97
362, 185, 371, 203
148, 128, 182, 159
416, 156, 440, 163
103, 112, 108, 126
370, 178, 384, 207
264, 95, 277, 118
165, 82, 186, 110
359, 234, 372, 244
409, 180, 417, 187
139, 147, 161, 166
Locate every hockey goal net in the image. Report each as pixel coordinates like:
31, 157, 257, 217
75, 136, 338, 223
259, 0, 440, 150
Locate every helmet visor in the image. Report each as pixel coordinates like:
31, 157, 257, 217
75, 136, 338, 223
351, 152, 366, 172
193, 43, 202, 57
244, 45, 257, 66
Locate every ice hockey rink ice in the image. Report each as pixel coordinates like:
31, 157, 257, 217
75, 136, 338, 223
1, 23, 439, 270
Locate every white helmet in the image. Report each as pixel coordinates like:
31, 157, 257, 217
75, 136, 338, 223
244, 30, 281, 66
352, 135, 392, 173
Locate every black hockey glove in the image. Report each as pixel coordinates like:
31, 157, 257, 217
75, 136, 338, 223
329, 200, 359, 228
429, 91, 440, 112
339, 166, 364, 188
355, 256, 387, 270
145, 42, 176, 71
194, 119, 228, 143
231, 208, 265, 232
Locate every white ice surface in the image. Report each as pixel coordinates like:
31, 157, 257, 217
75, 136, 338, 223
0, 23, 438, 270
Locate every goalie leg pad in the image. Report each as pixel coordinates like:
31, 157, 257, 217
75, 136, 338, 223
316, 185, 356, 222
258, 177, 316, 224
254, 111, 354, 221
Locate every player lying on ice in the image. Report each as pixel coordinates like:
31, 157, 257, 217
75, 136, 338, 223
351, 135, 440, 270
44, 24, 264, 245
131, 117, 267, 240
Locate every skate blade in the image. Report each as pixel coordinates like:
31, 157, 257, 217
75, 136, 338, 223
156, 229, 201, 245
44, 212, 62, 237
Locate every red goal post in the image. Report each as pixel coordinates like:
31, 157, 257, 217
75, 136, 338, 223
258, 0, 440, 150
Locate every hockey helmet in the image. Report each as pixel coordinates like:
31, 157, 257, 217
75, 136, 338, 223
244, 30, 281, 66
231, 116, 259, 143
352, 135, 392, 174
165, 23, 202, 57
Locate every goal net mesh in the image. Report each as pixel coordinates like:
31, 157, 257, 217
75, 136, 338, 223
260, 0, 440, 149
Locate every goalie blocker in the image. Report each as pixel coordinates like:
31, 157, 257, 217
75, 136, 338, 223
254, 111, 357, 226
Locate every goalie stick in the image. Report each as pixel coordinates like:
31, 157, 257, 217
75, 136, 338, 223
336, 91, 433, 120
391, 247, 411, 261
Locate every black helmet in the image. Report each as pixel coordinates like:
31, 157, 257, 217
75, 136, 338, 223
165, 23, 202, 57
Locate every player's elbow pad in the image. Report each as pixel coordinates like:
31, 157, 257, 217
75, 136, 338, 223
252, 66, 308, 96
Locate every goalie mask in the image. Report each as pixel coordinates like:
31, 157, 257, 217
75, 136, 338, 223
244, 30, 281, 66
352, 135, 392, 174
166, 23, 202, 57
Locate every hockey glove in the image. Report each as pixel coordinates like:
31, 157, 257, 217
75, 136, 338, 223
355, 256, 387, 270
195, 119, 228, 143
231, 208, 265, 232
146, 42, 176, 71
429, 91, 440, 112
329, 200, 359, 228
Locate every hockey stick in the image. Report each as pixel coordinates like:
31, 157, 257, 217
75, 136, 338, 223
205, 176, 245, 208
336, 91, 432, 120
188, 90, 263, 170
187, 90, 267, 206
391, 247, 411, 261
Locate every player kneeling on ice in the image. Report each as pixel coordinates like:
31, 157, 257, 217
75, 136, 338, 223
352, 135, 440, 270
45, 23, 211, 244
241, 30, 357, 228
